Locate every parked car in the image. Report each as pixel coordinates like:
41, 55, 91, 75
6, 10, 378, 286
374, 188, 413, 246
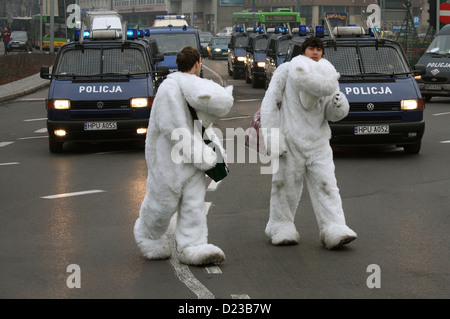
207, 36, 230, 59
10, 31, 32, 52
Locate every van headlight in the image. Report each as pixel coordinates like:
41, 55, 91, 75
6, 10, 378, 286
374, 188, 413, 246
131, 98, 148, 108
401, 99, 423, 110
236, 56, 246, 62
256, 62, 266, 68
53, 99, 71, 109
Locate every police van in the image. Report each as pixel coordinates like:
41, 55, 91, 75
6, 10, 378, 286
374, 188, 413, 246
227, 27, 248, 79
264, 26, 297, 89
415, 24, 450, 101
284, 22, 425, 154
40, 25, 169, 153
244, 27, 270, 88
148, 22, 208, 77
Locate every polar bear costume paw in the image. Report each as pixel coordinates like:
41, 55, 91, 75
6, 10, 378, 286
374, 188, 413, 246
265, 222, 300, 246
320, 224, 357, 250
134, 218, 172, 260
178, 244, 225, 266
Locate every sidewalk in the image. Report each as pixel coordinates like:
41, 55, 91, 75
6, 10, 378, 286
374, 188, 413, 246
0, 72, 50, 102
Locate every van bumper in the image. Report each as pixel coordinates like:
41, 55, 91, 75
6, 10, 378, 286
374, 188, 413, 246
330, 120, 425, 146
47, 119, 149, 142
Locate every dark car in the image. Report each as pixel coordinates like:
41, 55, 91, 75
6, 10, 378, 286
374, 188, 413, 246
207, 36, 229, 59
227, 29, 248, 79
199, 31, 213, 48
10, 31, 32, 52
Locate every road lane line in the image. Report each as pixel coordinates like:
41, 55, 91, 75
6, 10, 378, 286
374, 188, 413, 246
35, 128, 47, 133
205, 266, 222, 274
432, 112, 450, 116
231, 294, 251, 299
17, 136, 48, 140
41, 190, 106, 199
167, 214, 215, 299
0, 162, 19, 166
0, 142, 14, 147
24, 118, 47, 122
202, 64, 225, 87
237, 99, 261, 102
439, 140, 450, 143
220, 115, 251, 121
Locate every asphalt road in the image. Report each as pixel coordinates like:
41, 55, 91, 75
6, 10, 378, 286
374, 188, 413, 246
0, 58, 449, 302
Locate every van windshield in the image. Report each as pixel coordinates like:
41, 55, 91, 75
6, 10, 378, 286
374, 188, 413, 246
150, 33, 198, 55
325, 43, 410, 76
426, 35, 450, 54
235, 35, 247, 47
55, 47, 150, 77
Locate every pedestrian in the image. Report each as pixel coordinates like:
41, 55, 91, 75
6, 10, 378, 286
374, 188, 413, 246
134, 46, 234, 265
260, 36, 357, 249
2, 26, 11, 55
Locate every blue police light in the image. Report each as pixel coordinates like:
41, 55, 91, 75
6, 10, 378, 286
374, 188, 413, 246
182, 25, 187, 30
315, 25, 324, 37
298, 25, 307, 36
275, 26, 281, 34
138, 29, 144, 37
144, 29, 150, 36
281, 27, 288, 35
349, 24, 356, 26
74, 29, 80, 41
83, 30, 90, 38
258, 27, 264, 33
127, 29, 138, 39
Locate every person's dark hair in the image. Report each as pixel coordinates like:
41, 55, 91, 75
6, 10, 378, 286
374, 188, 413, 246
176, 46, 201, 72
301, 36, 325, 55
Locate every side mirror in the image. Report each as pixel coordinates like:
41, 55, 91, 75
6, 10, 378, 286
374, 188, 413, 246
40, 65, 51, 79
154, 53, 164, 63
201, 46, 208, 58
414, 64, 426, 75
155, 65, 169, 77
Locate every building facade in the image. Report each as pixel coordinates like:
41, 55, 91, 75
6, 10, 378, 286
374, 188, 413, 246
75, 0, 431, 34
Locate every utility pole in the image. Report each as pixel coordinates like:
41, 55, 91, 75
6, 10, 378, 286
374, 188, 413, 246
50, 0, 54, 53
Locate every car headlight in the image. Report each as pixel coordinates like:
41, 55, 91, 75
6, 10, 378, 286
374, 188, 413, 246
236, 56, 246, 62
256, 62, 266, 68
131, 98, 148, 108
401, 99, 423, 110
52, 99, 71, 109
214, 48, 221, 52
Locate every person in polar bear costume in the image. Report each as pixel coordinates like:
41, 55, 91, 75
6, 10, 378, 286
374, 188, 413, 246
260, 36, 357, 249
134, 46, 234, 265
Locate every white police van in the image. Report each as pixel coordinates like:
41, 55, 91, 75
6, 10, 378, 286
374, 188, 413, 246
284, 21, 426, 154
415, 24, 450, 101
40, 24, 168, 153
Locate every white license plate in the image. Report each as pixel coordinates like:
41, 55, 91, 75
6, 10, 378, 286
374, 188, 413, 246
425, 84, 441, 90
354, 125, 389, 135
84, 122, 117, 130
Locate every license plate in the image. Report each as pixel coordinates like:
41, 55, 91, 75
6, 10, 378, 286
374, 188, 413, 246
84, 122, 117, 130
12, 44, 19, 47
425, 84, 441, 90
354, 125, 389, 135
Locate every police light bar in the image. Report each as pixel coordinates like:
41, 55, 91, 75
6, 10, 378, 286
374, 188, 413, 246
74, 29, 80, 41
315, 25, 324, 37
298, 25, 307, 36
91, 29, 119, 39
144, 29, 150, 36
155, 15, 186, 20
138, 29, 144, 37
235, 26, 244, 33
268, 28, 276, 33
332, 26, 365, 36
127, 29, 138, 39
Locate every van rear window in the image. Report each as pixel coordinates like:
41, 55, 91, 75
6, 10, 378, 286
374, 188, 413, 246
56, 47, 149, 77
325, 44, 409, 76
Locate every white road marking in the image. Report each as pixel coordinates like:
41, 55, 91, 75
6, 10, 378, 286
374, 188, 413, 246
41, 190, 106, 199
202, 64, 225, 86
220, 115, 251, 121
205, 266, 222, 274
0, 142, 14, 147
0, 162, 19, 166
18, 98, 46, 101
17, 136, 47, 140
231, 294, 251, 299
167, 214, 215, 299
24, 118, 47, 122
432, 112, 450, 116
439, 140, 450, 144
205, 202, 211, 215
237, 99, 261, 102
207, 180, 221, 191
35, 128, 47, 133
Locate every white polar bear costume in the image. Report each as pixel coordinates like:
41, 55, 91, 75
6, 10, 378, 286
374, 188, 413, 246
261, 54, 357, 249
134, 71, 233, 265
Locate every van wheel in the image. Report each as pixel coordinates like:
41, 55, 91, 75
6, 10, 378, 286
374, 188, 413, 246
403, 140, 421, 154
49, 140, 64, 153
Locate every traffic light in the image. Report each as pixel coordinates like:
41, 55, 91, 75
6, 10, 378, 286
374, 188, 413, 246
427, 0, 437, 29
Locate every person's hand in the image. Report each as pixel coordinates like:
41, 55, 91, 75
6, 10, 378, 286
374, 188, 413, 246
333, 92, 344, 107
